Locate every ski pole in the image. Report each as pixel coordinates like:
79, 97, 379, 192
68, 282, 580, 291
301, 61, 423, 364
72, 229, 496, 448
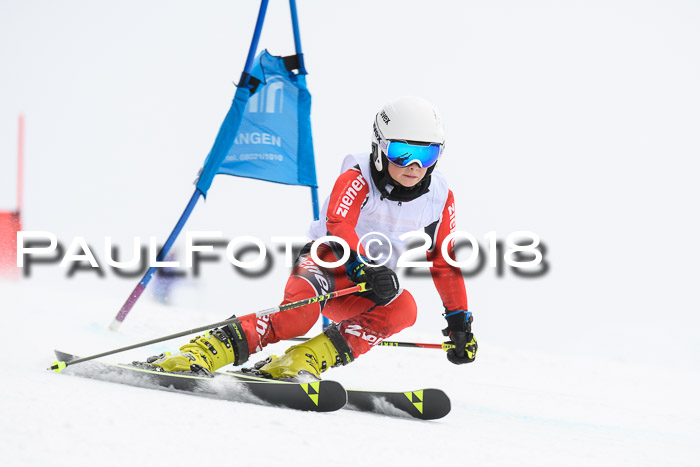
379, 340, 454, 350
286, 336, 455, 351
50, 283, 368, 372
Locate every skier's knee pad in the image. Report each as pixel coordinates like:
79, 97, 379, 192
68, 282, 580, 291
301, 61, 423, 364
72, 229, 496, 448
270, 276, 322, 337
240, 277, 321, 353
383, 289, 418, 331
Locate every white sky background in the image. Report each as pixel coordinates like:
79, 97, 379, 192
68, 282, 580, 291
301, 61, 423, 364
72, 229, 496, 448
1, 0, 699, 368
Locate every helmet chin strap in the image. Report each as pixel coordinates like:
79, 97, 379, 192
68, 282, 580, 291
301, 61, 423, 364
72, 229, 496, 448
370, 145, 433, 202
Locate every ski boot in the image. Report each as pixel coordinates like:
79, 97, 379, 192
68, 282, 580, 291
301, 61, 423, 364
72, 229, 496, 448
256, 325, 354, 380
148, 320, 249, 373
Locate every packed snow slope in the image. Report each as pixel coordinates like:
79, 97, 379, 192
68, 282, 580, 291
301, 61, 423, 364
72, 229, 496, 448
2, 0, 700, 466
1, 279, 698, 467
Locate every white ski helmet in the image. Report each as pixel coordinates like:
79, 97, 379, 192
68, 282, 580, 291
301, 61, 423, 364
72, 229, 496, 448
371, 96, 445, 172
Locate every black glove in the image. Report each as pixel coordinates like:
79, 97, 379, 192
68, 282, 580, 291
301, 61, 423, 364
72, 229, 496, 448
347, 256, 399, 300
442, 311, 477, 364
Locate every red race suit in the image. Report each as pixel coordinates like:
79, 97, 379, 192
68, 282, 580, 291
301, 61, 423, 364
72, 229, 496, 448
240, 153, 468, 358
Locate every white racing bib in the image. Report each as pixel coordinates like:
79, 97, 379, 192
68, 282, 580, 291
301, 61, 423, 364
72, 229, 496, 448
308, 153, 449, 270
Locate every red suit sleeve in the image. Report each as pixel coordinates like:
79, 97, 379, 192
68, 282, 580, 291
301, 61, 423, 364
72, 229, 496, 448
324, 168, 370, 258
427, 190, 469, 312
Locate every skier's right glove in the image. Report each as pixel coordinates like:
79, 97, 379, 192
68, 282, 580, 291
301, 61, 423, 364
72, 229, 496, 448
346, 255, 399, 300
442, 311, 477, 364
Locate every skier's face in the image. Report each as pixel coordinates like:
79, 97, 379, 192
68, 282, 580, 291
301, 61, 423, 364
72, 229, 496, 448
387, 162, 428, 188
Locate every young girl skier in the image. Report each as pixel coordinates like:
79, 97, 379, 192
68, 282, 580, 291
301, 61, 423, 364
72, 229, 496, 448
149, 96, 477, 378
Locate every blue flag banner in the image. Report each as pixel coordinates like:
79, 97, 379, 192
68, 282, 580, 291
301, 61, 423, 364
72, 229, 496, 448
196, 86, 252, 196
111, 0, 326, 330
217, 50, 317, 189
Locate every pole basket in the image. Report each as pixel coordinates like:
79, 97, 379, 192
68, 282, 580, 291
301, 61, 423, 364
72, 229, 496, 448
0, 210, 21, 279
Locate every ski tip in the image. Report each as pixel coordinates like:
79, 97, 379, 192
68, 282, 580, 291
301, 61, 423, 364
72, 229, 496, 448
108, 319, 122, 332
50, 360, 67, 373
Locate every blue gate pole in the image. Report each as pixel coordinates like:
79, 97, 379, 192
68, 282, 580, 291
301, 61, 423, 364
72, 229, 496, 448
110, 0, 271, 331
289, 0, 306, 73
109, 189, 201, 330
242, 0, 270, 85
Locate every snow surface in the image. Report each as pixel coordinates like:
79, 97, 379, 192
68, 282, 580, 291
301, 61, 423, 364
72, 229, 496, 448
2, 0, 700, 466
1, 280, 698, 467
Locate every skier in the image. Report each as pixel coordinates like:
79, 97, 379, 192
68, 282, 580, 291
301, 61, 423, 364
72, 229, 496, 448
149, 96, 477, 379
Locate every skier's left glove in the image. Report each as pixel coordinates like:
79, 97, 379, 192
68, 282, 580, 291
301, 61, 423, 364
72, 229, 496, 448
442, 311, 477, 364
346, 255, 399, 300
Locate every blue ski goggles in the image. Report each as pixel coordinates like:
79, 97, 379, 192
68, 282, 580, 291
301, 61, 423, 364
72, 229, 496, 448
375, 123, 443, 168
385, 140, 442, 168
